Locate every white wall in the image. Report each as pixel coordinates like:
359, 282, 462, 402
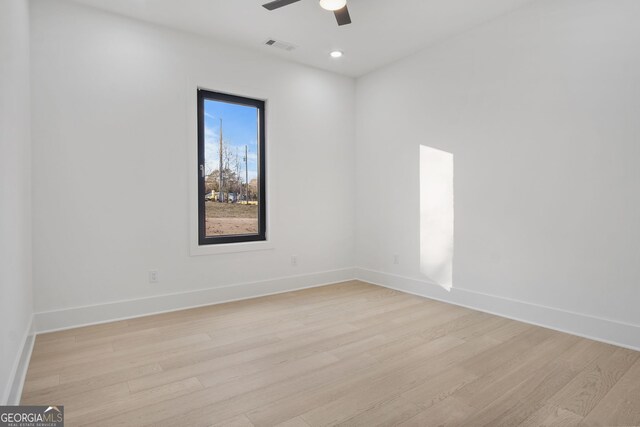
356, 0, 640, 340
30, 0, 355, 322
0, 0, 33, 403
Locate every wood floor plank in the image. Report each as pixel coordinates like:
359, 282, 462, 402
197, 351, 339, 390
22, 363, 163, 404
104, 354, 380, 426
66, 377, 203, 425
398, 396, 476, 427
21, 373, 60, 394
23, 381, 130, 410
559, 338, 621, 371
453, 330, 581, 411
334, 396, 422, 427
28, 336, 77, 354
458, 326, 555, 378
209, 414, 255, 427
21, 281, 640, 427
36, 319, 129, 343
246, 336, 497, 427
400, 367, 479, 410
519, 404, 584, 427
297, 337, 468, 426
25, 333, 211, 378
59, 334, 280, 385
128, 323, 357, 393
273, 416, 310, 427
580, 356, 640, 425
458, 360, 580, 427
552, 346, 639, 417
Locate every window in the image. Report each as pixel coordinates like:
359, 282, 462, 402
197, 89, 266, 245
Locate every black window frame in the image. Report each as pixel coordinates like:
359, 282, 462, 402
197, 89, 266, 246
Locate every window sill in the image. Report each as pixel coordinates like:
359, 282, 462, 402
189, 239, 275, 256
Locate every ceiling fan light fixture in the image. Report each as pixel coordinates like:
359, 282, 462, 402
319, 0, 347, 11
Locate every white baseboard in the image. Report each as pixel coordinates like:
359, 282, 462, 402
3, 315, 35, 405
355, 267, 640, 352
34, 268, 356, 334
29, 265, 640, 354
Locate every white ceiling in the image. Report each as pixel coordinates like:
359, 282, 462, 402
69, 0, 536, 77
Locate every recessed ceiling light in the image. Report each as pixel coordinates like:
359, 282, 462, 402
330, 50, 344, 59
319, 0, 347, 11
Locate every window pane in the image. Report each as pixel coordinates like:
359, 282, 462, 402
202, 98, 260, 238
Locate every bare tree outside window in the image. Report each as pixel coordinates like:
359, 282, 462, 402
198, 90, 266, 245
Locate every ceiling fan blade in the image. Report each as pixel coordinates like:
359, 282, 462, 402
262, 0, 302, 11
334, 5, 352, 26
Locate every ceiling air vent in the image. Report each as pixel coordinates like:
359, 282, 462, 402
264, 39, 296, 52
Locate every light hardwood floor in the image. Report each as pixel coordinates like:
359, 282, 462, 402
22, 281, 640, 426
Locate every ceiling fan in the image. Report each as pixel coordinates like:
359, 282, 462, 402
262, 0, 352, 26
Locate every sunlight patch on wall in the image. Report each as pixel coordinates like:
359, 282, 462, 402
420, 145, 454, 291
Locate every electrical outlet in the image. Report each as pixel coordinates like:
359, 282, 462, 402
393, 255, 400, 265
149, 270, 159, 283
291, 255, 298, 267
